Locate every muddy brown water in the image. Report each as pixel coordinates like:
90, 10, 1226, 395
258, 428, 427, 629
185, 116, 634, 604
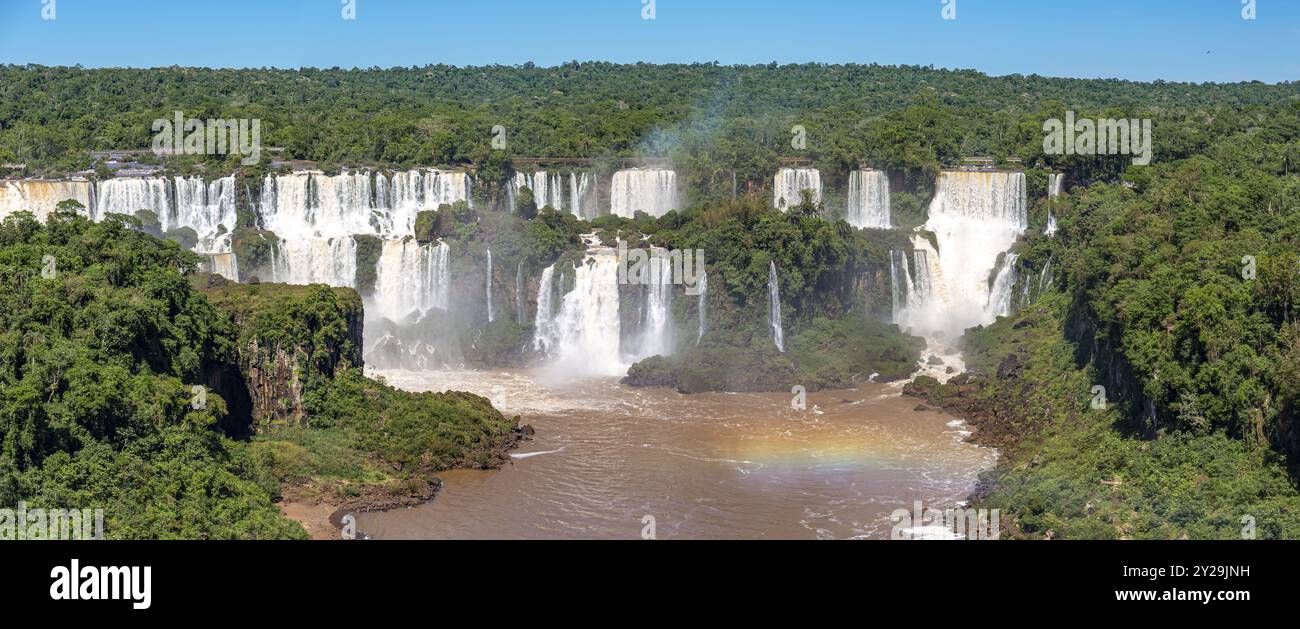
357, 368, 995, 540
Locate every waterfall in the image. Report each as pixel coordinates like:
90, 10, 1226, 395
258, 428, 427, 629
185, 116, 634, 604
773, 167, 822, 211
204, 253, 239, 281
985, 253, 1020, 317
769, 261, 785, 353
572, 172, 594, 219
533, 254, 627, 376
511, 171, 565, 212
172, 176, 238, 252
912, 249, 935, 306
261, 171, 377, 238
370, 239, 450, 321
508, 171, 594, 217
5, 178, 236, 252
272, 236, 359, 288
889, 249, 914, 323
0, 180, 94, 222
610, 169, 677, 218
1045, 173, 1062, 237
894, 242, 943, 334
363, 237, 457, 370
418, 170, 472, 210
516, 261, 526, 325
634, 249, 674, 360
95, 176, 237, 252
697, 271, 708, 346
533, 265, 558, 351
1038, 256, 1055, 294
383, 169, 472, 235
261, 169, 471, 239
1020, 281, 1032, 310
846, 169, 891, 229
895, 171, 1026, 341
94, 177, 170, 220
485, 249, 494, 323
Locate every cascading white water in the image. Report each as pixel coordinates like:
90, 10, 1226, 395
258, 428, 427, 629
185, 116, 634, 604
204, 253, 239, 281
386, 170, 471, 233
1045, 173, 1062, 237
510, 171, 565, 212
696, 271, 708, 346
634, 249, 674, 359
533, 253, 627, 376
893, 240, 946, 334
769, 261, 785, 352
911, 248, 936, 307
485, 249, 494, 323
773, 167, 822, 211
507, 171, 594, 217
894, 171, 1027, 341
610, 169, 677, 218
571, 172, 593, 219
516, 261, 526, 325
370, 239, 450, 321
5, 178, 236, 253
272, 236, 359, 288
533, 264, 558, 351
846, 169, 891, 229
1038, 256, 1055, 294
262, 169, 472, 239
172, 176, 238, 252
261, 171, 376, 238
889, 249, 914, 323
0, 180, 94, 222
95, 177, 170, 221
985, 253, 1020, 317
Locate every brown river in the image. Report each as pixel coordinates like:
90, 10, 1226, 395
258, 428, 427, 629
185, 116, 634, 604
357, 368, 996, 540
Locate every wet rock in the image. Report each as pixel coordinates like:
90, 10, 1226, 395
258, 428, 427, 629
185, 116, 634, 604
927, 355, 945, 366
997, 354, 1022, 380
902, 375, 940, 398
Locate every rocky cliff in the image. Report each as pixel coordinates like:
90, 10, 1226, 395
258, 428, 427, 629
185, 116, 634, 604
197, 274, 364, 432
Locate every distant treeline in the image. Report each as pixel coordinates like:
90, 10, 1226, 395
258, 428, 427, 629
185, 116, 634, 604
3, 63, 1298, 205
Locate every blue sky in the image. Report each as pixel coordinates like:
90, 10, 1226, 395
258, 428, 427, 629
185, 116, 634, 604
0, 0, 1296, 82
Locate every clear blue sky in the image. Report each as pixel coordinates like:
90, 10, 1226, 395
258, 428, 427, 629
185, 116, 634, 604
0, 0, 1296, 83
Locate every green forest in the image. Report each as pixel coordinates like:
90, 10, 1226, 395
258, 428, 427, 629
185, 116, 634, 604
0, 206, 523, 538
3, 63, 1300, 538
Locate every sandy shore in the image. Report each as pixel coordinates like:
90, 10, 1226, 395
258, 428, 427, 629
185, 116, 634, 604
279, 500, 341, 540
